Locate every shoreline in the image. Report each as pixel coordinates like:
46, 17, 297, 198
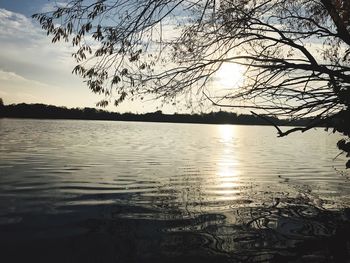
0, 103, 313, 127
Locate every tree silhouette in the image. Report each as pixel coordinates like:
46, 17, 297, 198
33, 0, 350, 167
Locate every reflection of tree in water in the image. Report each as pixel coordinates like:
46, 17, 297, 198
107, 171, 349, 262
76, 191, 350, 262
197, 196, 350, 262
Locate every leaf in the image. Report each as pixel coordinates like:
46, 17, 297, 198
112, 75, 121, 85
96, 100, 109, 107
121, 68, 128, 76
114, 92, 127, 106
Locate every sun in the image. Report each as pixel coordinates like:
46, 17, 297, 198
216, 62, 245, 89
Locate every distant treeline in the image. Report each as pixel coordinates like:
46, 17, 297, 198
0, 103, 310, 126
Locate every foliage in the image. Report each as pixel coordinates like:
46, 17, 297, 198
33, 0, 350, 167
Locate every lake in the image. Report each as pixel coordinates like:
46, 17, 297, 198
0, 118, 349, 262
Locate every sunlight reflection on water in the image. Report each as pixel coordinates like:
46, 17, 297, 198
215, 125, 241, 200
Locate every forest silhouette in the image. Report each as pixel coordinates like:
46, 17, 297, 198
0, 102, 312, 127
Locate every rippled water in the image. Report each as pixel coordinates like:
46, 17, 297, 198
0, 118, 349, 262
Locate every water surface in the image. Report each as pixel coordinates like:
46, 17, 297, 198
0, 119, 349, 262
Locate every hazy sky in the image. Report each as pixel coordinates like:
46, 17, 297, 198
0, 0, 183, 113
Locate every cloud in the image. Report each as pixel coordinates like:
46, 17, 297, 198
0, 8, 40, 44
0, 8, 73, 71
40, 1, 70, 13
0, 8, 76, 84
0, 68, 101, 108
0, 69, 55, 104
0, 8, 101, 107
0, 69, 52, 87
0, 70, 26, 81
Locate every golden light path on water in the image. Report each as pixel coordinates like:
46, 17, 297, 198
177, 125, 242, 216
214, 125, 241, 202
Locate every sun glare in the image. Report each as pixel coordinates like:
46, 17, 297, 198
218, 124, 234, 143
214, 125, 241, 199
216, 62, 245, 89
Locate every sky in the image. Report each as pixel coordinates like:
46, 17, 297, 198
0, 0, 182, 113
